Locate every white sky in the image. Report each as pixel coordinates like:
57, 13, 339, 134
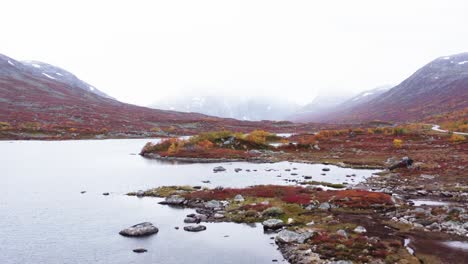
2, 0, 468, 106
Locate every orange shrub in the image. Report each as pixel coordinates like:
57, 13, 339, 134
449, 134, 466, 142
393, 139, 403, 148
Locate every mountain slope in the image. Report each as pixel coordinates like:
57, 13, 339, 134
299, 53, 468, 123
0, 54, 298, 138
150, 96, 301, 121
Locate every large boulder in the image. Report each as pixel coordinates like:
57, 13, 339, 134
275, 230, 313, 244
160, 195, 186, 205
262, 219, 284, 231
184, 225, 207, 232
119, 222, 159, 237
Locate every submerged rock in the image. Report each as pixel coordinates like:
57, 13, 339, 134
119, 222, 159, 237
322, 168, 330, 171
184, 225, 207, 232
262, 219, 284, 231
275, 230, 313, 244
133, 248, 147, 253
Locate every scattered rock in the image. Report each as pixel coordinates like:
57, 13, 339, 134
336, 229, 348, 238
80, 191, 86, 194
353, 226, 367, 234
318, 202, 331, 210
119, 222, 159, 237
234, 194, 245, 202
234, 168, 242, 172
133, 248, 147, 253
136, 190, 144, 197
262, 207, 284, 217
275, 230, 313, 244
322, 168, 330, 172
102, 192, 110, 196
213, 166, 226, 172
184, 225, 207, 232
262, 219, 284, 231
214, 213, 224, 219
205, 200, 222, 209
160, 195, 186, 205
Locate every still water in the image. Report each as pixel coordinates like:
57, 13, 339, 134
0, 139, 379, 264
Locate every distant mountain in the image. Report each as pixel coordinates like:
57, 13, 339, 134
149, 96, 301, 121
0, 55, 112, 99
0, 54, 296, 137
288, 94, 352, 122
297, 53, 468, 123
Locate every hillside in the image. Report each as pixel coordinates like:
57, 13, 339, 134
0, 54, 301, 139
297, 53, 468, 123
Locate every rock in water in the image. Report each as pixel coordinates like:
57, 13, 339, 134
213, 166, 226, 172
322, 168, 330, 172
160, 195, 186, 205
119, 222, 159, 237
262, 219, 284, 231
184, 225, 207, 232
275, 230, 313, 244
133, 248, 147, 253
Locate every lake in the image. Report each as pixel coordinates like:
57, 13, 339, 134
0, 139, 380, 264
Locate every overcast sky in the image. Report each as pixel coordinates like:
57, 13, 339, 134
2, 0, 468, 106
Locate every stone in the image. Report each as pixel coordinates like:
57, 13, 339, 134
336, 229, 348, 238
234, 168, 242, 172
184, 217, 199, 223
304, 176, 312, 179
318, 202, 331, 210
213, 213, 224, 219
322, 168, 330, 171
262, 219, 284, 231
262, 207, 284, 217
184, 225, 207, 232
136, 190, 144, 197
234, 194, 245, 202
80, 191, 86, 194
102, 192, 110, 196
119, 222, 159, 237
213, 166, 226, 172
160, 195, 186, 205
133, 248, 147, 253
353, 226, 367, 234
275, 230, 313, 244
287, 218, 294, 224
205, 200, 222, 209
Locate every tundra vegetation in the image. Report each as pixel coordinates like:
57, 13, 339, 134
135, 122, 468, 263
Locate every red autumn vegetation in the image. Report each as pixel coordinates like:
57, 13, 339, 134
315, 189, 393, 208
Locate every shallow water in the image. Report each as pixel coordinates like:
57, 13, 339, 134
0, 139, 379, 264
